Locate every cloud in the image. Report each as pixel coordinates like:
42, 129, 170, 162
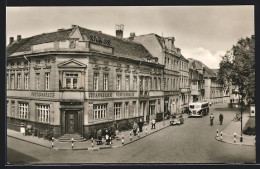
181, 47, 226, 69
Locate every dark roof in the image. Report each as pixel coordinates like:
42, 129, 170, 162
7, 29, 72, 57
7, 26, 152, 62
78, 26, 151, 61
188, 58, 216, 78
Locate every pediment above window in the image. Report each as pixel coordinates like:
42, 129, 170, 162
58, 59, 87, 68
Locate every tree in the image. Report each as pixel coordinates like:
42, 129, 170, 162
218, 35, 255, 104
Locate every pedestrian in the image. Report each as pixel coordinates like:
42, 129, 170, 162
138, 119, 144, 132
151, 118, 156, 129
133, 122, 138, 136
210, 113, 214, 126
219, 113, 224, 125
105, 129, 110, 145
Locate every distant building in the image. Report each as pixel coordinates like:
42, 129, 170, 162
6, 25, 164, 139
132, 34, 191, 114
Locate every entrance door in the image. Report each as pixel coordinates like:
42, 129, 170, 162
66, 111, 78, 134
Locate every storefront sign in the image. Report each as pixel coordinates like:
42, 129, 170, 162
116, 92, 135, 97
89, 92, 112, 98
31, 92, 55, 98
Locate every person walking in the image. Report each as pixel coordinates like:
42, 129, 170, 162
151, 118, 156, 129
219, 113, 224, 125
138, 119, 144, 132
210, 113, 214, 126
133, 122, 138, 136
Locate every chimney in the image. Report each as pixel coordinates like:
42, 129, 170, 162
129, 32, 135, 40
9, 37, 14, 45
17, 35, 22, 42
115, 24, 124, 39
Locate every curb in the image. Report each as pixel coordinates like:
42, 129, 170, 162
7, 135, 51, 149
215, 136, 255, 147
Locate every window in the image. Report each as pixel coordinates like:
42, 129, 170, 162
154, 77, 157, 90
149, 101, 156, 115
163, 78, 166, 90
158, 78, 161, 90
19, 103, 29, 119
133, 76, 137, 90
45, 73, 50, 90
24, 61, 28, 65
125, 102, 129, 118
17, 62, 21, 66
65, 73, 78, 89
103, 74, 108, 91
6, 74, 8, 89
37, 105, 50, 123
17, 74, 21, 89
94, 73, 99, 91
125, 76, 130, 91
36, 73, 40, 90
24, 74, 29, 89
11, 74, 15, 89
133, 101, 136, 117
114, 103, 122, 119
11, 101, 15, 117
36, 60, 41, 64
10, 62, 14, 66
45, 59, 51, 63
116, 75, 121, 90
93, 104, 107, 119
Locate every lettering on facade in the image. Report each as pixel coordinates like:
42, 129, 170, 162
89, 92, 112, 98
116, 92, 135, 97
89, 35, 111, 46
31, 92, 55, 98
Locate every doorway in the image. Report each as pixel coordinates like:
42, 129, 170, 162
65, 111, 78, 134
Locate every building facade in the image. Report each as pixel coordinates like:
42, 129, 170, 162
6, 25, 165, 139
132, 34, 189, 115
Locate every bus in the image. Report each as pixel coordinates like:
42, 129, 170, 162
188, 101, 209, 117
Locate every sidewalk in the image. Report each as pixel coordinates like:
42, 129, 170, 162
215, 108, 255, 146
7, 114, 190, 151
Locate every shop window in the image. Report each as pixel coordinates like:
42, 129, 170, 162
116, 75, 121, 91
65, 73, 78, 89
93, 104, 107, 119
17, 74, 21, 89
24, 74, 29, 89
103, 74, 108, 91
93, 73, 99, 91
19, 103, 29, 119
45, 73, 50, 90
114, 103, 122, 119
37, 105, 50, 123
125, 76, 130, 91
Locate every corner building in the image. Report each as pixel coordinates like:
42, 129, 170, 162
6, 25, 164, 139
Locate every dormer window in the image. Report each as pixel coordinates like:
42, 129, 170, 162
69, 40, 76, 49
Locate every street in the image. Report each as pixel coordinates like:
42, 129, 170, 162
7, 104, 255, 164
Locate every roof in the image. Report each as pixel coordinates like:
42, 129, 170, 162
7, 25, 153, 62
188, 58, 216, 78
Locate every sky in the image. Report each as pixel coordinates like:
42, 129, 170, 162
6, 6, 254, 69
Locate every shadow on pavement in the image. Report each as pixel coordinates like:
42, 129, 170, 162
7, 147, 40, 165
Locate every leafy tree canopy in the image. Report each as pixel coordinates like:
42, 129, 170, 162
218, 35, 255, 103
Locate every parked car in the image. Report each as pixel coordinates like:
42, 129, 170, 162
170, 114, 184, 126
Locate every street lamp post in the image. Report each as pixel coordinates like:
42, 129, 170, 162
240, 98, 243, 142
